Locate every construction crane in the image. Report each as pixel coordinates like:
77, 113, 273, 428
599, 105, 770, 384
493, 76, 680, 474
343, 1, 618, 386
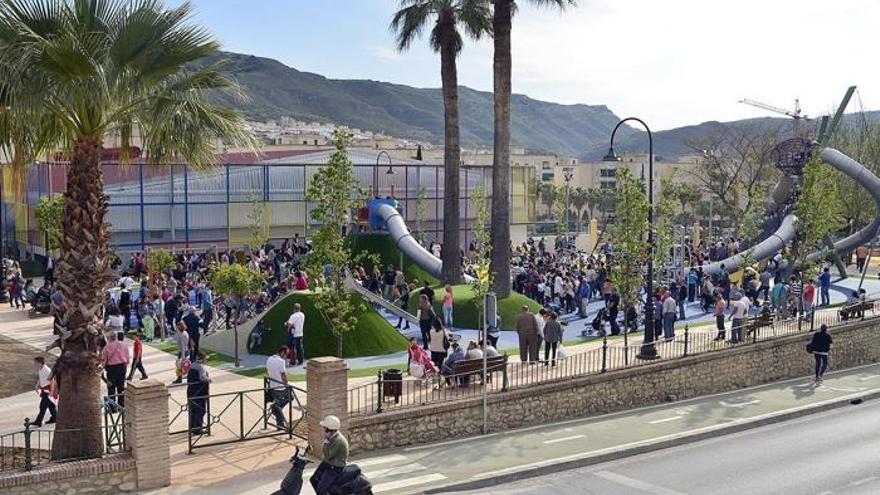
739, 98, 809, 120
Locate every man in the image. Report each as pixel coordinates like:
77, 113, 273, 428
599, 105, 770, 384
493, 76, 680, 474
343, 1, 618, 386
182, 306, 202, 356
118, 283, 132, 332
310, 415, 349, 495
818, 267, 831, 306
515, 306, 539, 362
788, 275, 803, 318
32, 356, 56, 427
286, 303, 306, 366
728, 295, 747, 344
200, 285, 214, 334
803, 278, 816, 321
441, 342, 466, 384
758, 269, 772, 303
420, 281, 435, 305
265, 346, 290, 430
662, 290, 677, 340
102, 333, 130, 408
172, 321, 191, 384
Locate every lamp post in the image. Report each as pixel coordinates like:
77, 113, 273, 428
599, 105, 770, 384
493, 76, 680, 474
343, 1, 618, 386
563, 167, 573, 248
604, 117, 657, 360
375, 150, 394, 197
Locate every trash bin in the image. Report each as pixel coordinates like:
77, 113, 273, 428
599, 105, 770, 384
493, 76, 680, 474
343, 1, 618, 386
382, 369, 403, 404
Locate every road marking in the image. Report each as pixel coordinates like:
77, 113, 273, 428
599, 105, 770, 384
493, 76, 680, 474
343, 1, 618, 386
543, 434, 585, 444
649, 415, 683, 424
820, 385, 864, 393
355, 454, 408, 467
372, 473, 447, 492
848, 476, 877, 487
594, 470, 687, 495
858, 374, 880, 381
719, 399, 761, 408
367, 463, 426, 478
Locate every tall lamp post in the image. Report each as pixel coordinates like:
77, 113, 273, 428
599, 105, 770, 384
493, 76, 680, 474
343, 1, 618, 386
376, 150, 394, 196
604, 117, 657, 360
563, 167, 573, 248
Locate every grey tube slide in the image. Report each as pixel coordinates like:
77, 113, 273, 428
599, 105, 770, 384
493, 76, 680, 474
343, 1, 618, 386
375, 204, 474, 283
704, 147, 880, 274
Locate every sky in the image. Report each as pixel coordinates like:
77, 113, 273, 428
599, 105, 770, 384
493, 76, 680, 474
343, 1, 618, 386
174, 0, 879, 131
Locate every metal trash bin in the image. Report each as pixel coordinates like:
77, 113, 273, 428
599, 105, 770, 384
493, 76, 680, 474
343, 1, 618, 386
382, 369, 403, 404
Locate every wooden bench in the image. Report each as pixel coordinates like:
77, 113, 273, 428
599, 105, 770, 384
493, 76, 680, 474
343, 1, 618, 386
744, 313, 773, 338
839, 299, 877, 321
450, 355, 509, 390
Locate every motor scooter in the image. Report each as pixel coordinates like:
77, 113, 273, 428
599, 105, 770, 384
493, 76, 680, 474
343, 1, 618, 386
273, 446, 373, 495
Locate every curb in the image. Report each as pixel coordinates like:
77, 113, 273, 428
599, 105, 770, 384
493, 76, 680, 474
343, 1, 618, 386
423, 388, 880, 494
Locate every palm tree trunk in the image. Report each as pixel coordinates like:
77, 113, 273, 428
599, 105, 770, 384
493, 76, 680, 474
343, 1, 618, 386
440, 39, 462, 285
52, 137, 114, 460
490, 0, 513, 298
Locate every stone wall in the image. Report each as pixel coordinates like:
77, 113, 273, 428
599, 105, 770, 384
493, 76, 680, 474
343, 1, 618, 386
347, 319, 880, 453
0, 455, 137, 495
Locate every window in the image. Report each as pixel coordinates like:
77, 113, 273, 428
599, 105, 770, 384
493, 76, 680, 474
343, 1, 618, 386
600, 169, 617, 178
600, 181, 616, 189
542, 161, 551, 169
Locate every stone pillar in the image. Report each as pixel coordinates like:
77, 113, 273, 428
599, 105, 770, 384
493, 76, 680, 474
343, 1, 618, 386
306, 357, 349, 455
125, 379, 170, 491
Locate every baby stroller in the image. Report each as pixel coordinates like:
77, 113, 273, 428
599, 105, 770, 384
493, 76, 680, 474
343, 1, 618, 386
584, 308, 607, 337
407, 344, 439, 385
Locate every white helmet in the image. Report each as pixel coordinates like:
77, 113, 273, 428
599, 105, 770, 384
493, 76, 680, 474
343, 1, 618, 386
319, 415, 341, 431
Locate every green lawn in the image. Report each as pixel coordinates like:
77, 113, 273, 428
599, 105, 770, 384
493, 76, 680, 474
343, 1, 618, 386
152, 341, 235, 367
235, 362, 408, 381
349, 234, 438, 286
252, 292, 409, 358
408, 284, 542, 331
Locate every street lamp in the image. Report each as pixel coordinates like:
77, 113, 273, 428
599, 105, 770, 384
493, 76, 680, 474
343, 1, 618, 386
374, 151, 394, 198
563, 167, 574, 247
604, 117, 658, 360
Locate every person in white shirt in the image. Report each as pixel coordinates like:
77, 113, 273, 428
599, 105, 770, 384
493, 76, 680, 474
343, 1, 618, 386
32, 356, 56, 427
265, 347, 290, 429
535, 308, 547, 357
117, 274, 135, 290
286, 303, 306, 366
728, 296, 748, 344
480, 340, 499, 357
465, 341, 483, 360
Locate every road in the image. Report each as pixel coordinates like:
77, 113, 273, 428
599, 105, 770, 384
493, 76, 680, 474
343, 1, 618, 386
445, 398, 880, 495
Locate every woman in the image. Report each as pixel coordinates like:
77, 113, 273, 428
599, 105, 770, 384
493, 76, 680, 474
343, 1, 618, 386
187, 352, 211, 434
105, 306, 125, 340
542, 312, 563, 366
427, 319, 450, 370
810, 324, 833, 383
465, 340, 483, 360
418, 294, 436, 350
442, 285, 454, 329
395, 282, 412, 331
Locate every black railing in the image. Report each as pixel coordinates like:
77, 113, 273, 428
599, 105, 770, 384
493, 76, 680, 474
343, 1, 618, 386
348, 301, 880, 417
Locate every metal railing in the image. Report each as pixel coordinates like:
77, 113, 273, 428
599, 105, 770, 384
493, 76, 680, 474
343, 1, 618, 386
168, 377, 306, 454
0, 395, 127, 473
348, 301, 878, 417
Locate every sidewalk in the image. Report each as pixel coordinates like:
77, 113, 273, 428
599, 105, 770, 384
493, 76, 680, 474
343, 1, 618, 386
147, 363, 880, 495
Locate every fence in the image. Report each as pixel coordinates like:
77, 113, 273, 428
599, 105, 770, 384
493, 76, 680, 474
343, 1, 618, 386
348, 301, 875, 417
0, 395, 127, 473
168, 377, 307, 454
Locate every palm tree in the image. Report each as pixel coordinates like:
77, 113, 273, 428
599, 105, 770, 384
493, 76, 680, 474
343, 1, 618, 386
570, 187, 587, 231
585, 186, 602, 223
391, 0, 491, 285
0, 0, 253, 459
490, 0, 575, 297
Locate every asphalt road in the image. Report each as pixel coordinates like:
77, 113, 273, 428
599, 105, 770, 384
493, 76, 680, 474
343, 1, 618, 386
445, 398, 880, 495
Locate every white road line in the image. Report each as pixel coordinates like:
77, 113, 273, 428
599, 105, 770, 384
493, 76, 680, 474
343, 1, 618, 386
366, 463, 426, 479
594, 470, 687, 495
849, 476, 877, 487
648, 415, 683, 424
355, 454, 408, 467
543, 434, 585, 444
858, 374, 880, 381
719, 399, 761, 408
372, 473, 447, 492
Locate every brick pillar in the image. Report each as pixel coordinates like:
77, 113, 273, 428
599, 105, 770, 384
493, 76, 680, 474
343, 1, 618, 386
306, 357, 349, 455
125, 379, 170, 491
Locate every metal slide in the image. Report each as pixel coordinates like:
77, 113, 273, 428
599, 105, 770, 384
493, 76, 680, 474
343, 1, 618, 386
374, 203, 474, 283
344, 275, 419, 325
704, 147, 880, 274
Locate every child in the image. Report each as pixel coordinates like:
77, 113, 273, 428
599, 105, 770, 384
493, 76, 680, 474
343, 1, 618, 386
127, 334, 148, 381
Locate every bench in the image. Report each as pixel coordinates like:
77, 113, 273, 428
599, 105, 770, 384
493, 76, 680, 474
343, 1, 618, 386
744, 313, 773, 338
450, 355, 509, 390
839, 299, 877, 321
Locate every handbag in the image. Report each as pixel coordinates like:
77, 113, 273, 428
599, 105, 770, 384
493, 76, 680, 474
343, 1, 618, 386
805, 343, 814, 354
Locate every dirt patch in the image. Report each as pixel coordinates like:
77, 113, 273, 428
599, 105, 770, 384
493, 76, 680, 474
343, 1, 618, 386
0, 333, 50, 399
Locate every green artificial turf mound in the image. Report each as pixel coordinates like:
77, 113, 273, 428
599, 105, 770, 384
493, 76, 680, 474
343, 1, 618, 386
254, 292, 408, 358
348, 234, 439, 286
408, 284, 541, 331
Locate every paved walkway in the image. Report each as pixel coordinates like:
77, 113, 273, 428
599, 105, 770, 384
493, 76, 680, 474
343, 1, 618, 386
146, 363, 880, 494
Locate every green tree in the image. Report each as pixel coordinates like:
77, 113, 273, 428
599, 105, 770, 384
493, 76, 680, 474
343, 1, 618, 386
608, 169, 650, 314
392, 0, 491, 285
490, 0, 576, 298
304, 130, 369, 357
469, 182, 493, 325
0, 0, 254, 459
793, 149, 844, 272
246, 193, 270, 255
145, 248, 177, 292
35, 195, 64, 253
552, 186, 568, 241
585, 187, 602, 223
570, 187, 587, 232
209, 263, 265, 366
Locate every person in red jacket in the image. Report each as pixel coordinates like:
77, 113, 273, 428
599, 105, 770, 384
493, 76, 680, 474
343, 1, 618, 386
126, 334, 148, 381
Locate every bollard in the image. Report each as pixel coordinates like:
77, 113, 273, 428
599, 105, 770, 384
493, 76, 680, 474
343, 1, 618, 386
601, 335, 608, 373
683, 324, 689, 357
23, 417, 32, 471
376, 370, 384, 414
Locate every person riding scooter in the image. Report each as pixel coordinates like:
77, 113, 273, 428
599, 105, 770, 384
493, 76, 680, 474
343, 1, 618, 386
311, 415, 349, 494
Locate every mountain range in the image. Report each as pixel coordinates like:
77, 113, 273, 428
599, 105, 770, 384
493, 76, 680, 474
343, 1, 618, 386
208, 51, 877, 160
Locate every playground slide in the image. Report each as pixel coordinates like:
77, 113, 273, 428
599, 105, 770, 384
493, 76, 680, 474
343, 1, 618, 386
704, 147, 880, 274
344, 275, 419, 325
374, 203, 474, 283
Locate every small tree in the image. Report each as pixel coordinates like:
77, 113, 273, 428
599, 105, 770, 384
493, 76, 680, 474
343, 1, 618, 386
608, 169, 650, 318
246, 193, 270, 255
145, 248, 177, 292
470, 182, 493, 327
35, 195, 64, 253
209, 263, 264, 366
793, 149, 844, 273
304, 129, 368, 357
552, 185, 568, 245
415, 186, 428, 245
